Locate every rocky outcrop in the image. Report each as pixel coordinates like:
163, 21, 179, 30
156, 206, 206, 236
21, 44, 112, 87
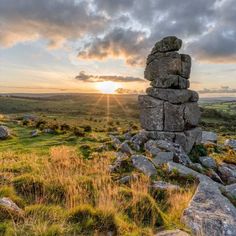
139, 36, 201, 154
167, 162, 236, 236
0, 125, 10, 139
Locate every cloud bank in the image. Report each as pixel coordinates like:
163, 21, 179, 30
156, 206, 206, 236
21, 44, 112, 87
1, 0, 236, 64
75, 71, 144, 83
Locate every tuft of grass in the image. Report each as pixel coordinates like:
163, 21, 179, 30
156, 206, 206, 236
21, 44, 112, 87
12, 174, 45, 202
67, 204, 118, 234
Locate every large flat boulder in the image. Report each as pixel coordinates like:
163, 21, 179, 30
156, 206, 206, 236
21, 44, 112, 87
182, 181, 236, 236
131, 155, 157, 176
202, 131, 217, 144
146, 87, 199, 104
167, 162, 236, 236
150, 75, 189, 89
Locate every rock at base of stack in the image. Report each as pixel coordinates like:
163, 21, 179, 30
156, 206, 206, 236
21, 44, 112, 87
139, 36, 201, 154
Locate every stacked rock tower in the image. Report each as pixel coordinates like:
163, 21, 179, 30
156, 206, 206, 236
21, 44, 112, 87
139, 36, 202, 153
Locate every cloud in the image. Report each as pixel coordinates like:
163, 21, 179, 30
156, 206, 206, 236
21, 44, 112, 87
75, 71, 144, 83
198, 86, 236, 94
78, 27, 149, 66
0, 0, 108, 48
1, 0, 236, 64
115, 88, 145, 94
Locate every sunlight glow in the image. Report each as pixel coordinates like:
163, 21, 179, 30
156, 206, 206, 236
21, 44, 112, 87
96, 81, 120, 94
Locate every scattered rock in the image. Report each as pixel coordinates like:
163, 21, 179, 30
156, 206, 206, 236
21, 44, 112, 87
130, 130, 148, 151
199, 156, 217, 169
202, 131, 217, 144
146, 87, 198, 104
131, 155, 156, 176
144, 140, 162, 156
223, 183, 236, 200
119, 141, 133, 155
155, 229, 189, 236
110, 135, 121, 149
151, 181, 180, 191
218, 163, 236, 184
30, 129, 39, 137
44, 128, 56, 134
152, 152, 174, 166
0, 197, 23, 213
189, 162, 204, 173
22, 114, 38, 122
224, 139, 236, 150
0, 125, 10, 139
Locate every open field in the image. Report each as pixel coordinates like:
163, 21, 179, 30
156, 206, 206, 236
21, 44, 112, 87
0, 94, 236, 235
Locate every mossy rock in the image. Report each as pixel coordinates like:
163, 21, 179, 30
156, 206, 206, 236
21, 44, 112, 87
67, 204, 118, 235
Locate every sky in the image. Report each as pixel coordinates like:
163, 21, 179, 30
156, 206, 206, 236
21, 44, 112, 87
0, 0, 236, 95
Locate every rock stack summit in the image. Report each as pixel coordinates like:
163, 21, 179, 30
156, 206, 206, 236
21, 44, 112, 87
139, 36, 201, 153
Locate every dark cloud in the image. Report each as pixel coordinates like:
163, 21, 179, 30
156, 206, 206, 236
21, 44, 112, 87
78, 27, 149, 65
75, 71, 145, 83
1, 0, 236, 64
0, 0, 108, 47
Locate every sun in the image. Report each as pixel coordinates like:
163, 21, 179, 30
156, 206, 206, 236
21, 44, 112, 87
96, 81, 120, 94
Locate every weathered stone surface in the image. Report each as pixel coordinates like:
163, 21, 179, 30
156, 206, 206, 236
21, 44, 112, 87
218, 163, 236, 184
153, 140, 176, 152
224, 139, 236, 150
130, 130, 148, 151
119, 141, 133, 155
182, 181, 236, 236
151, 36, 182, 54
0, 125, 10, 140
184, 127, 202, 153
147, 87, 199, 104
131, 155, 156, 176
174, 132, 187, 151
110, 135, 121, 149
180, 54, 191, 78
144, 140, 161, 156
189, 162, 204, 173
139, 95, 164, 131
151, 181, 180, 191
202, 131, 217, 143
152, 152, 174, 165
155, 229, 189, 236
164, 102, 185, 131
145, 52, 182, 80
0, 197, 23, 213
184, 102, 200, 128
167, 163, 236, 236
199, 156, 217, 169
147, 131, 175, 141
223, 183, 236, 200
150, 75, 189, 89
